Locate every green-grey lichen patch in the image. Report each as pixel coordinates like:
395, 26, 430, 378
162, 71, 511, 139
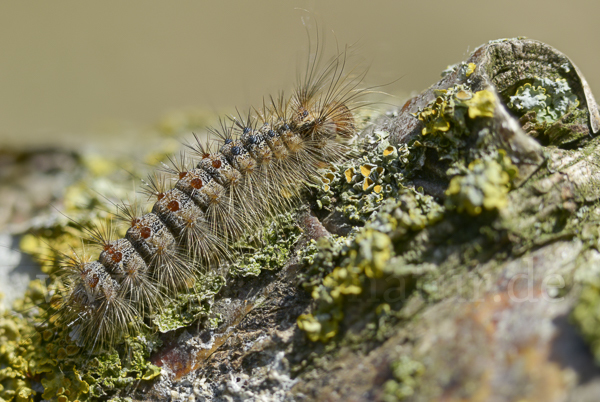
297, 227, 392, 342
298, 189, 444, 343
152, 274, 226, 332
81, 336, 162, 400
312, 129, 410, 225
228, 212, 303, 277
504, 76, 593, 146
368, 189, 445, 237
508, 77, 580, 124
410, 86, 497, 171
382, 356, 425, 402
445, 150, 518, 216
13, 209, 302, 400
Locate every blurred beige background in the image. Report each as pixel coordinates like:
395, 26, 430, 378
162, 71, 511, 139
0, 0, 598, 149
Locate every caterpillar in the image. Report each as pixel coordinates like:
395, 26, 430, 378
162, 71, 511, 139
50, 44, 367, 353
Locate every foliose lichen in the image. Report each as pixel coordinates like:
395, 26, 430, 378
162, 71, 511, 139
411, 86, 496, 168
415, 86, 495, 138
228, 212, 303, 277
508, 77, 580, 124
312, 129, 410, 224
445, 150, 518, 216
382, 356, 425, 402
297, 228, 392, 342
299, 135, 445, 343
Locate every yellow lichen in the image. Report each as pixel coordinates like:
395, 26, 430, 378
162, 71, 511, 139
445, 151, 517, 215
418, 96, 451, 136
455, 89, 473, 101
466, 90, 496, 119
383, 145, 396, 157
345, 167, 355, 183
360, 164, 375, 177
465, 62, 476, 77
298, 229, 392, 342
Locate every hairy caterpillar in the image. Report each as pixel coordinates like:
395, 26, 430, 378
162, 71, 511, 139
50, 44, 367, 353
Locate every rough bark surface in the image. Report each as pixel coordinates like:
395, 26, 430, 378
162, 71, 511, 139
2, 38, 600, 402
138, 39, 600, 401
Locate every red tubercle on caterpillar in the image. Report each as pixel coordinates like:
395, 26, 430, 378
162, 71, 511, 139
86, 273, 99, 289
179, 171, 188, 180
167, 200, 180, 212
191, 177, 203, 189
212, 159, 222, 169
111, 251, 123, 263
140, 226, 152, 239
157, 193, 165, 201
102, 244, 123, 263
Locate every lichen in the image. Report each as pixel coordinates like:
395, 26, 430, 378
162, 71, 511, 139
152, 274, 226, 332
415, 87, 495, 137
2, 117, 307, 400
467, 89, 496, 119
298, 188, 444, 343
445, 150, 518, 216
312, 129, 410, 224
465, 63, 476, 78
228, 212, 303, 277
382, 356, 425, 401
411, 86, 497, 168
297, 228, 392, 342
571, 283, 600, 363
508, 77, 580, 124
